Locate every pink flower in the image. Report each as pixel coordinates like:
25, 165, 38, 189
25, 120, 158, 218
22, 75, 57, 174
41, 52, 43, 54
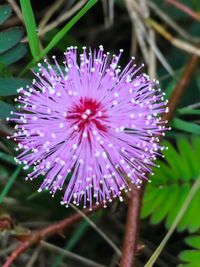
10, 46, 168, 209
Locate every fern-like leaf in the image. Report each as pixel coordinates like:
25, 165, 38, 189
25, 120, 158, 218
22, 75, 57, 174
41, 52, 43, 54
178, 235, 200, 267
141, 137, 200, 233
0, 4, 27, 69
0, 3, 28, 120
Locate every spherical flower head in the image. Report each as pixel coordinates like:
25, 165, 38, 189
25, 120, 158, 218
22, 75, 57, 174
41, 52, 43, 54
10, 46, 168, 209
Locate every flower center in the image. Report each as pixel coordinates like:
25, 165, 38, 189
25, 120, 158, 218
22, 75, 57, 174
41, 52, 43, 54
67, 97, 108, 133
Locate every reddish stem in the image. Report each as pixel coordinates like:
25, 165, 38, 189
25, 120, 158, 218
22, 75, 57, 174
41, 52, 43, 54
166, 0, 200, 22
163, 54, 199, 122
120, 185, 143, 267
120, 53, 199, 267
3, 204, 102, 267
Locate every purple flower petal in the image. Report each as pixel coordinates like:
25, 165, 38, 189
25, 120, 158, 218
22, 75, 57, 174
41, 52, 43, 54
11, 46, 169, 209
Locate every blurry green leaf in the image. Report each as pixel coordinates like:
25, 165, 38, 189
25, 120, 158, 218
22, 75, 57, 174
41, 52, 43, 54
142, 137, 200, 232
0, 43, 27, 66
178, 236, 200, 267
143, 188, 167, 218
150, 187, 170, 224
0, 151, 17, 165
0, 27, 23, 54
0, 100, 15, 119
150, 185, 179, 225
0, 5, 12, 25
179, 250, 200, 265
0, 165, 9, 179
178, 191, 199, 232
162, 141, 184, 179
172, 118, 200, 135
185, 236, 200, 249
0, 166, 22, 203
187, 192, 200, 233
19, 0, 40, 59
177, 138, 195, 180
165, 183, 190, 228
0, 62, 12, 77
192, 0, 200, 11
177, 108, 200, 115
0, 77, 30, 96
144, 178, 200, 267
141, 188, 160, 218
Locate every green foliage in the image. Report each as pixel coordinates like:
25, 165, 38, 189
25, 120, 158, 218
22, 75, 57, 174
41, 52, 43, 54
0, 43, 27, 66
0, 3, 27, 68
178, 236, 200, 267
0, 77, 30, 96
172, 118, 200, 135
0, 3, 28, 120
19, 0, 40, 59
177, 108, 200, 116
141, 137, 200, 233
0, 76, 30, 119
0, 5, 12, 25
0, 28, 24, 54
20, 0, 99, 75
0, 100, 15, 119
0, 151, 17, 165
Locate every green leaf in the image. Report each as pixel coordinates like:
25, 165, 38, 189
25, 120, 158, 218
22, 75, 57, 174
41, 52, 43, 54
179, 250, 200, 264
0, 27, 24, 54
165, 183, 190, 228
142, 138, 200, 232
144, 178, 200, 267
0, 100, 15, 119
150, 185, 179, 224
19, 0, 40, 59
0, 43, 27, 66
178, 236, 200, 267
141, 188, 160, 218
187, 192, 200, 233
162, 141, 182, 179
0, 5, 12, 25
150, 187, 171, 224
20, 0, 98, 76
0, 151, 17, 165
192, 0, 200, 11
143, 187, 167, 218
172, 118, 200, 135
178, 191, 200, 232
0, 77, 30, 96
177, 138, 195, 180
177, 108, 200, 116
185, 236, 200, 249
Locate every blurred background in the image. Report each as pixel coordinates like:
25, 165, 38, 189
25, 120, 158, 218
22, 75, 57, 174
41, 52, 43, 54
0, 0, 200, 266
